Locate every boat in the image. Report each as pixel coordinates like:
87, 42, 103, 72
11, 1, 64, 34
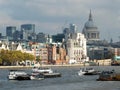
32, 67, 61, 78
8, 70, 30, 80
111, 61, 120, 66
78, 68, 98, 76
97, 70, 120, 81
78, 68, 86, 76
30, 72, 44, 80
42, 72, 61, 78
32, 67, 53, 74
84, 68, 99, 75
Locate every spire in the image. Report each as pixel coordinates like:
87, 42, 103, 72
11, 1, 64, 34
89, 10, 93, 21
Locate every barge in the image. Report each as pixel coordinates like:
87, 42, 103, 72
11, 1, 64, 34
97, 70, 120, 81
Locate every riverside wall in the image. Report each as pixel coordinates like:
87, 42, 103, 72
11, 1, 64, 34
0, 64, 86, 69
0, 59, 112, 69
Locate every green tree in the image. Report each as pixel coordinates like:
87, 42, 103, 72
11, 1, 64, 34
0, 49, 11, 65
36, 56, 40, 62
0, 58, 2, 64
23, 52, 34, 61
0, 49, 34, 65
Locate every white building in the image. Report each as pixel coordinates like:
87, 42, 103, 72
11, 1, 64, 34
65, 24, 88, 64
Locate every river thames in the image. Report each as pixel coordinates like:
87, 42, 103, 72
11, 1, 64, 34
0, 66, 120, 90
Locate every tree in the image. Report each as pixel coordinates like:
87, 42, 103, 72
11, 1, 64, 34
23, 52, 34, 61
0, 58, 2, 65
36, 56, 40, 62
0, 49, 11, 65
0, 49, 34, 66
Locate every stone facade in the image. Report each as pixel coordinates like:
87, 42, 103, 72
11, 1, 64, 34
64, 24, 88, 63
66, 33, 88, 63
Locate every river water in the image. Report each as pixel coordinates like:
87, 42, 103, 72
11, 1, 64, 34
0, 66, 120, 90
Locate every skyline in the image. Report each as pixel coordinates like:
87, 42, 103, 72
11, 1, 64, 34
0, 0, 120, 42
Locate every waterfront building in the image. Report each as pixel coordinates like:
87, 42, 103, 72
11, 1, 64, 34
55, 46, 68, 64
29, 42, 40, 57
65, 24, 88, 63
48, 44, 57, 64
88, 46, 113, 60
112, 48, 120, 61
39, 47, 48, 64
48, 43, 68, 64
82, 11, 100, 42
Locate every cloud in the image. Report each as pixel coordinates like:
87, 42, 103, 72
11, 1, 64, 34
0, 0, 120, 41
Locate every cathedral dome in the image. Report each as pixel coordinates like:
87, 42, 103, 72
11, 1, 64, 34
82, 10, 100, 41
84, 10, 97, 29
85, 20, 97, 28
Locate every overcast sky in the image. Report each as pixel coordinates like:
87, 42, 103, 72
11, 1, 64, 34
0, 0, 120, 42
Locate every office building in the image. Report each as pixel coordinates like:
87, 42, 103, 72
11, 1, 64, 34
6, 26, 16, 40
21, 24, 36, 41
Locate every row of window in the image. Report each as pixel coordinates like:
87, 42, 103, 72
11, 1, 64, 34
74, 50, 83, 55
87, 33, 99, 38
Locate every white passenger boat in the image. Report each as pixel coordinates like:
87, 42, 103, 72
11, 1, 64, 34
30, 72, 44, 80
32, 67, 61, 78
32, 67, 53, 74
78, 68, 96, 76
78, 68, 86, 76
8, 70, 30, 80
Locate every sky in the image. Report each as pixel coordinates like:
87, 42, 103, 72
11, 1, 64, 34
0, 0, 120, 42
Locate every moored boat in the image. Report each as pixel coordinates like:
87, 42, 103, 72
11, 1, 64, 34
78, 68, 86, 76
42, 72, 61, 78
8, 70, 30, 80
30, 72, 44, 80
32, 67, 53, 74
32, 67, 61, 78
78, 68, 99, 76
97, 70, 120, 81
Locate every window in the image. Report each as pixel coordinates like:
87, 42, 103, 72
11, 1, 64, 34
91, 33, 96, 38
